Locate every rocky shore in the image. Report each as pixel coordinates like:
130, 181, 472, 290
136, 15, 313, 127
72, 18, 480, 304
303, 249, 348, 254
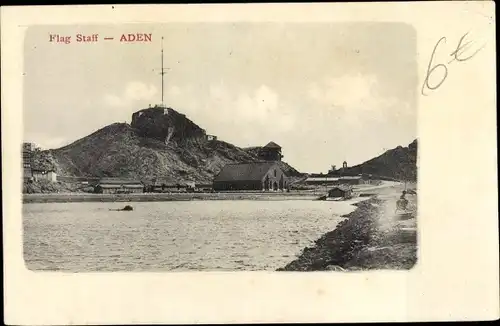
278, 194, 417, 271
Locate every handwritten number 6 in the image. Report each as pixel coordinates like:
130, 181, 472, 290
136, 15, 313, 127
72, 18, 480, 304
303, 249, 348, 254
422, 37, 448, 96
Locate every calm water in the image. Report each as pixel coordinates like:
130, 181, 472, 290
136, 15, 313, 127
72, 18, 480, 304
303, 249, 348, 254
23, 200, 359, 271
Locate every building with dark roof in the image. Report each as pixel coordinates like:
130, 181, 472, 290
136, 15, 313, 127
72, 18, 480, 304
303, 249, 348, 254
305, 176, 340, 185
258, 141, 283, 161
144, 177, 196, 193
213, 161, 288, 191
328, 185, 353, 199
94, 178, 144, 194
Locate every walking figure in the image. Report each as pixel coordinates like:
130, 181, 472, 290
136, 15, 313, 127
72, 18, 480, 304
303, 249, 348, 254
395, 190, 409, 213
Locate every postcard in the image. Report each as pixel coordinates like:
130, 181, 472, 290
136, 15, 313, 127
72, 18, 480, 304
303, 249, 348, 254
2, 2, 498, 324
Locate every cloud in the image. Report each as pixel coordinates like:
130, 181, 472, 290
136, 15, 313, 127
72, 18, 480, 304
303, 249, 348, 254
104, 81, 158, 108
224, 85, 296, 137
167, 85, 182, 98
236, 85, 280, 121
160, 83, 297, 146
221, 85, 298, 145
307, 73, 399, 124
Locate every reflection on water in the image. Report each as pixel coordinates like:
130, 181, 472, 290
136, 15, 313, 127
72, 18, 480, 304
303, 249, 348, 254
23, 200, 359, 271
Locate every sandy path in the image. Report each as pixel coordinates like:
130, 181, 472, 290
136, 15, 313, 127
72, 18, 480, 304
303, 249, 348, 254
280, 181, 418, 271
375, 183, 417, 232
342, 183, 418, 270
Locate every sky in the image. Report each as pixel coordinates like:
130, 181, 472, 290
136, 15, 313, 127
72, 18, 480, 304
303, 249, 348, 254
23, 23, 417, 173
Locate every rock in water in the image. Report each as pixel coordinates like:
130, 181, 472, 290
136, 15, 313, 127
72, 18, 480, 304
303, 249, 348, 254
325, 265, 346, 272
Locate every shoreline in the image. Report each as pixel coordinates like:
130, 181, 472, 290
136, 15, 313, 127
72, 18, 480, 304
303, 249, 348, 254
23, 184, 418, 271
278, 194, 417, 271
23, 192, 321, 203
23, 182, 401, 204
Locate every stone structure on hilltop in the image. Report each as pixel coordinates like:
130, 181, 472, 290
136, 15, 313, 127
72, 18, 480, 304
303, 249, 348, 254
131, 106, 207, 144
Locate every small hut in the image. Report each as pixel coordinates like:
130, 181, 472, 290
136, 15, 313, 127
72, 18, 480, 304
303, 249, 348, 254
327, 185, 353, 199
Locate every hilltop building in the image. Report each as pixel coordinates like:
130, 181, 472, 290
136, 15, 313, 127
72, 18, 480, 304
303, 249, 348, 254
258, 141, 283, 161
206, 135, 217, 141
340, 160, 348, 174
213, 161, 288, 191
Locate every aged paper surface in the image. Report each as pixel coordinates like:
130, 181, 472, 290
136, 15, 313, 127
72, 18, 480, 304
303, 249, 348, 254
2, 2, 498, 324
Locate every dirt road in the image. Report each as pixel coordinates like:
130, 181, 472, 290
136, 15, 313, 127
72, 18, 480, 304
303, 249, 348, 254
279, 181, 418, 271
344, 183, 418, 270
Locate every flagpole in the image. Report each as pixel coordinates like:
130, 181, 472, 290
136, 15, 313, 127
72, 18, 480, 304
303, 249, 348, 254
161, 36, 164, 106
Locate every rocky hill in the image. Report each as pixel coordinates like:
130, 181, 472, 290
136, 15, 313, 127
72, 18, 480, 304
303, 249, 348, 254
342, 139, 418, 181
32, 106, 302, 184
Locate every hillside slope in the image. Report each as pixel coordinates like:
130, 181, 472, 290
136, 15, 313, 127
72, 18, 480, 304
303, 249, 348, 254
343, 139, 418, 181
32, 107, 302, 183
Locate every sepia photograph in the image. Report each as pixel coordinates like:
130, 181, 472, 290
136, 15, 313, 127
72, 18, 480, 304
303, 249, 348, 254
3, 2, 497, 324
22, 22, 418, 272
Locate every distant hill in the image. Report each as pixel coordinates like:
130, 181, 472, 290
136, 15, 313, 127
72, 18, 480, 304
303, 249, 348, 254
30, 106, 302, 184
342, 139, 418, 181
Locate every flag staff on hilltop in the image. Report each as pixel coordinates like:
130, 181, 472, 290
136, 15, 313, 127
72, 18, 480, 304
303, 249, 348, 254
154, 36, 169, 107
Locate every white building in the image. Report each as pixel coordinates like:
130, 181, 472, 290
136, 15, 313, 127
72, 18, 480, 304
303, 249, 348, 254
305, 176, 340, 185
206, 135, 217, 141
32, 169, 57, 182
